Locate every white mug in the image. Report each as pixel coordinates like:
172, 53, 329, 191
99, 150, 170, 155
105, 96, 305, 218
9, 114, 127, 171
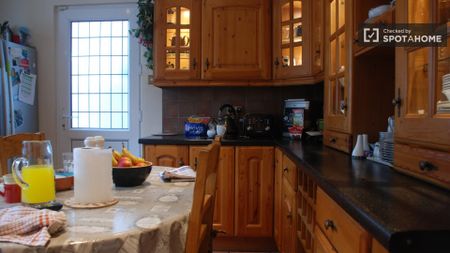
216, 125, 226, 136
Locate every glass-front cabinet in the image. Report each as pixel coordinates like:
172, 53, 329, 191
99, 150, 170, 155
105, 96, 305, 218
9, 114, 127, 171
154, 0, 200, 81
324, 0, 350, 133
273, 0, 323, 82
395, 0, 450, 148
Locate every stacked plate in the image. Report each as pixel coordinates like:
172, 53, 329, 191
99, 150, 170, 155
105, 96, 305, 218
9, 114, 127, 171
438, 74, 450, 113
379, 132, 394, 164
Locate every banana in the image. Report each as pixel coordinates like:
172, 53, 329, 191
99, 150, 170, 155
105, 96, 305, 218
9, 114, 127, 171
112, 155, 118, 166
112, 149, 122, 161
121, 144, 145, 164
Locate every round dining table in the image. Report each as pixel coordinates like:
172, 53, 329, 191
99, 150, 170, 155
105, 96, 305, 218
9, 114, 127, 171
0, 166, 194, 253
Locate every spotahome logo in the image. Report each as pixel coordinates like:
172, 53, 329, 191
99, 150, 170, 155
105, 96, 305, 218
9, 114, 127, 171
358, 24, 448, 47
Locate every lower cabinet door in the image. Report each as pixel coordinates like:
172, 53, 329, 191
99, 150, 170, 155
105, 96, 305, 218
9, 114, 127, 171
235, 146, 274, 237
144, 145, 188, 167
281, 177, 297, 253
274, 148, 284, 249
190, 145, 235, 236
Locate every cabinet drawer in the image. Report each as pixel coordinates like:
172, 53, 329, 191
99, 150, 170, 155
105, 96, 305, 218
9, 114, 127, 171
394, 143, 450, 189
282, 155, 297, 191
316, 188, 370, 253
323, 131, 352, 153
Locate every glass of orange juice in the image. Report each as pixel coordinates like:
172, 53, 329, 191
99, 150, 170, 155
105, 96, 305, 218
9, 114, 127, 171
12, 140, 55, 206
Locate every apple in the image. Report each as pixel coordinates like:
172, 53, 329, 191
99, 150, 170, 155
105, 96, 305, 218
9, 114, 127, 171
135, 162, 147, 167
117, 157, 132, 167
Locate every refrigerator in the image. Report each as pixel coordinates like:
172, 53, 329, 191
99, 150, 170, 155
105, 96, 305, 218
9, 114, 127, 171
0, 39, 38, 136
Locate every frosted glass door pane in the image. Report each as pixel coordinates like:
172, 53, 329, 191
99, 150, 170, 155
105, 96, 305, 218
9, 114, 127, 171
293, 0, 302, 19
293, 22, 302, 42
166, 50, 176, 70
407, 48, 429, 115
330, 0, 336, 35
282, 2, 291, 22
436, 40, 449, 113
330, 39, 336, 74
338, 33, 346, 73
180, 7, 190, 25
337, 77, 345, 115
282, 25, 291, 44
293, 46, 302, 66
338, 0, 345, 29
167, 29, 176, 47
282, 48, 290, 67
180, 29, 190, 47
180, 51, 190, 70
167, 7, 177, 24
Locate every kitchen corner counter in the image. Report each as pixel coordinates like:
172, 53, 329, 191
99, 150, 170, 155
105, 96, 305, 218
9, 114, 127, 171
139, 135, 450, 252
276, 140, 450, 252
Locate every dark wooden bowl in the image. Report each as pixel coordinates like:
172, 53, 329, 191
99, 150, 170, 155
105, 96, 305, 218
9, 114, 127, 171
112, 162, 153, 187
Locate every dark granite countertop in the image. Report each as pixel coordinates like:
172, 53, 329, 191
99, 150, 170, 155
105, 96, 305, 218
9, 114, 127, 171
138, 135, 275, 146
139, 135, 450, 252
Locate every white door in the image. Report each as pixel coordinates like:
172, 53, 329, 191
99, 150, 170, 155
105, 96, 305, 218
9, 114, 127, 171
56, 4, 141, 162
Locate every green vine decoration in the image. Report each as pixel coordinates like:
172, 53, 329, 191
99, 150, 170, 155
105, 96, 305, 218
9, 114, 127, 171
130, 0, 154, 69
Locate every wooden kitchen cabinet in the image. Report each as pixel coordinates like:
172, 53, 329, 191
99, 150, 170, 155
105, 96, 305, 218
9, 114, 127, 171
190, 145, 236, 236
154, 0, 201, 81
272, 0, 323, 84
235, 146, 274, 237
143, 145, 189, 167
297, 167, 317, 253
316, 187, 371, 253
393, 0, 450, 189
281, 176, 297, 253
202, 0, 271, 80
274, 148, 283, 249
324, 0, 396, 153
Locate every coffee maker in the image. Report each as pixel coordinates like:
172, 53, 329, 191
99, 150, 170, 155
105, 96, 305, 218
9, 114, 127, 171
218, 104, 239, 139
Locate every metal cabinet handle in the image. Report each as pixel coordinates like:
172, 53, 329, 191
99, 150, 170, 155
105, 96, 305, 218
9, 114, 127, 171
392, 88, 402, 117
283, 167, 289, 173
194, 157, 198, 170
205, 58, 210, 70
340, 99, 347, 112
192, 58, 197, 69
324, 219, 335, 230
419, 161, 437, 171
330, 138, 337, 144
274, 57, 280, 67
178, 159, 184, 166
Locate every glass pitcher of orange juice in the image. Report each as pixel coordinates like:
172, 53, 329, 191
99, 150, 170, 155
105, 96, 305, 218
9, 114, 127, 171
12, 140, 55, 206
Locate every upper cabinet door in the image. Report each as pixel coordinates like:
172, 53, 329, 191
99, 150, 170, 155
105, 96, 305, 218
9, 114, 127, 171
201, 0, 271, 80
154, 0, 201, 81
324, 0, 351, 133
273, 0, 323, 81
395, 0, 450, 149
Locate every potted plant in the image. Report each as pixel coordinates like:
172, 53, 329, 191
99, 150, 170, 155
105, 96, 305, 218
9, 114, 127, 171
130, 0, 154, 69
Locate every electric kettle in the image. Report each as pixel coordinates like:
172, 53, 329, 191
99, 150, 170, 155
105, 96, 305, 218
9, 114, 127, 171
218, 104, 239, 139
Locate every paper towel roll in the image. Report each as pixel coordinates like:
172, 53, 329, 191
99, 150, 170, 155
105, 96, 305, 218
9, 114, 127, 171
73, 147, 113, 204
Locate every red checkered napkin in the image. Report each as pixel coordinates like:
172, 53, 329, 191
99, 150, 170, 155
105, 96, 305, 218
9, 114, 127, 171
0, 206, 66, 246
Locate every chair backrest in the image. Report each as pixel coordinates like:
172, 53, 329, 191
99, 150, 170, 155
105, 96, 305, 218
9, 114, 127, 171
185, 137, 221, 253
0, 132, 46, 176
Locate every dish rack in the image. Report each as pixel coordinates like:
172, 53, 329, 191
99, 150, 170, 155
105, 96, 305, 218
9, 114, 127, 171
379, 132, 394, 164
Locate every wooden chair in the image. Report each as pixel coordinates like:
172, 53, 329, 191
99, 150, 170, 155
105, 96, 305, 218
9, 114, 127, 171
0, 132, 46, 176
185, 137, 221, 253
